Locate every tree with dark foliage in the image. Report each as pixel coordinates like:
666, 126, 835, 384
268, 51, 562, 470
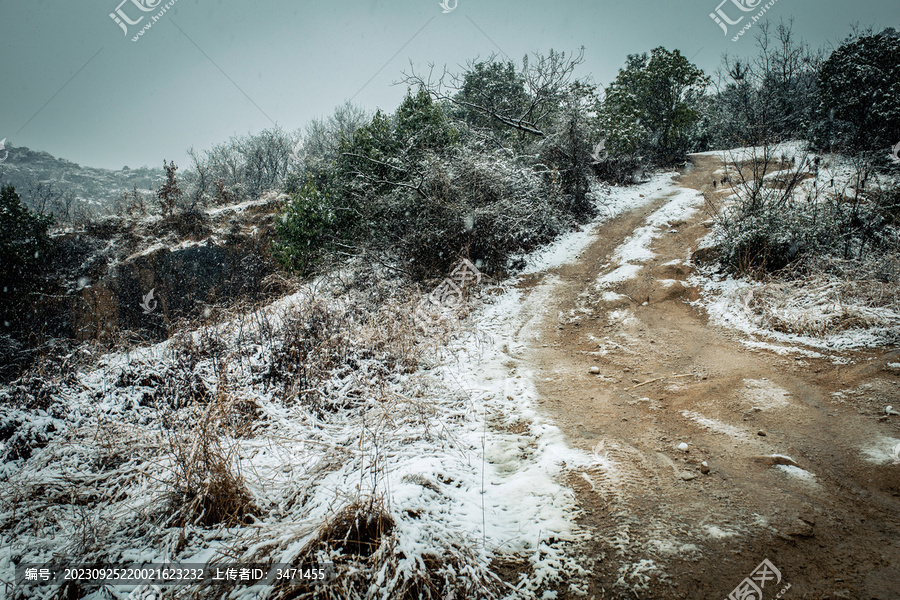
815, 29, 900, 152
0, 184, 52, 334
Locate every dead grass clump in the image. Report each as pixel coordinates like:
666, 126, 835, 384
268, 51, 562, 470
158, 206, 210, 240
264, 300, 352, 410
152, 366, 210, 409
148, 331, 229, 409
356, 297, 429, 374
270, 498, 499, 600
392, 551, 498, 600
166, 403, 256, 528
308, 500, 395, 558
742, 276, 900, 339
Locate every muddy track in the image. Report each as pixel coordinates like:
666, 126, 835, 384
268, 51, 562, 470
519, 155, 900, 599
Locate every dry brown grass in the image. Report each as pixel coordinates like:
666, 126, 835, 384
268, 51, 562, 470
307, 499, 395, 558
165, 397, 257, 531
741, 276, 900, 338
265, 496, 501, 600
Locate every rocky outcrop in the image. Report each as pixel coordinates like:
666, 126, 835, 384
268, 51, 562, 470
38, 198, 284, 343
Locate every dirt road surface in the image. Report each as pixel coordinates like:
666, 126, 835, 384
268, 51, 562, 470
515, 154, 900, 599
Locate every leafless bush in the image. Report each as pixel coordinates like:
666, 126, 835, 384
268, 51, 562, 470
157, 160, 182, 218
114, 185, 148, 217
262, 300, 352, 412
186, 127, 294, 204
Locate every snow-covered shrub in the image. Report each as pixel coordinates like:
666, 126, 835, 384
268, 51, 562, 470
276, 58, 608, 279
533, 87, 598, 218
0, 184, 53, 361
262, 299, 353, 412
272, 182, 336, 275
709, 148, 900, 278
379, 144, 575, 277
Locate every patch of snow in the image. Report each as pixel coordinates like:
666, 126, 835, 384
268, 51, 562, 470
690, 272, 899, 352
612, 188, 703, 266
601, 291, 628, 302
596, 264, 642, 287
681, 411, 750, 440
742, 379, 791, 410
704, 525, 738, 539
521, 172, 677, 274
860, 437, 900, 465
739, 339, 831, 360
207, 195, 278, 216
609, 309, 638, 327
774, 464, 817, 483
590, 184, 703, 291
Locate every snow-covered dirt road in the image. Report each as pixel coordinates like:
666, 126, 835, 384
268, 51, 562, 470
459, 154, 900, 599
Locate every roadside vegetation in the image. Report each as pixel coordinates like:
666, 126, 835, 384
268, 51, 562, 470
694, 24, 900, 345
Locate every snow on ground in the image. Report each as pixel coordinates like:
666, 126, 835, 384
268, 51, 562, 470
688, 143, 900, 353
4, 174, 695, 600
592, 183, 704, 291
432, 285, 598, 592
4, 288, 586, 598
612, 188, 700, 265
704, 525, 738, 540
738, 339, 830, 360
774, 464, 818, 484
690, 272, 900, 352
207, 194, 280, 216
681, 410, 751, 441
520, 173, 677, 274
691, 141, 808, 163
741, 379, 791, 410
859, 436, 900, 465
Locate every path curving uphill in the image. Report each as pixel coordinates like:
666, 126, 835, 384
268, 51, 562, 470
511, 154, 900, 599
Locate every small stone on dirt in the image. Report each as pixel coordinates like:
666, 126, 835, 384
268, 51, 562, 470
700, 461, 710, 474
589, 366, 600, 374
677, 442, 689, 452
784, 518, 815, 538
680, 471, 698, 481
757, 430, 767, 436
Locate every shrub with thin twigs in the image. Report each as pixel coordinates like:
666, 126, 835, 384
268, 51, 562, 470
700, 143, 900, 346
707, 145, 900, 279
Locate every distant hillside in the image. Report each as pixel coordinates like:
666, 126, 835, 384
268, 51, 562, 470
0, 142, 162, 219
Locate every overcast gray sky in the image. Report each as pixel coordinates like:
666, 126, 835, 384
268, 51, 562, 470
1, 0, 897, 170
